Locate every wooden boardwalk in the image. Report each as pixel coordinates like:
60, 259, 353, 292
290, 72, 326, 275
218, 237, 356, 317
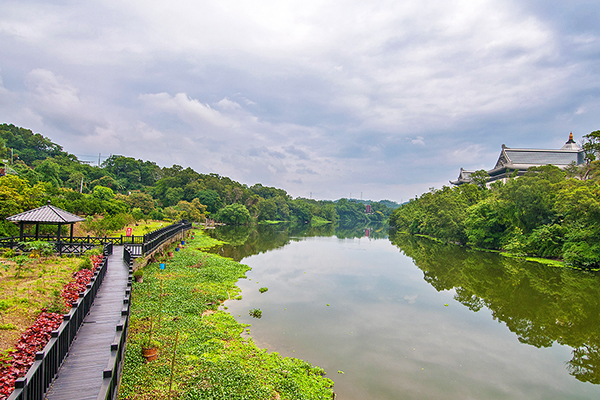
45, 246, 129, 400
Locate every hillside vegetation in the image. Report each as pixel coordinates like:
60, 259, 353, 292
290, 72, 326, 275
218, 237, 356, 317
0, 123, 396, 238
389, 130, 600, 269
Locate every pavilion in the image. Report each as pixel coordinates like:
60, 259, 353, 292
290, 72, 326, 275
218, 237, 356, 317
6, 201, 85, 242
450, 133, 584, 186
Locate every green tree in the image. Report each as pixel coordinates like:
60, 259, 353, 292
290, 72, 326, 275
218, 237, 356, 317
216, 204, 251, 225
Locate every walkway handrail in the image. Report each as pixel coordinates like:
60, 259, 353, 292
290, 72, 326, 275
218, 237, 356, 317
142, 220, 192, 256
1, 221, 192, 258
8, 249, 110, 400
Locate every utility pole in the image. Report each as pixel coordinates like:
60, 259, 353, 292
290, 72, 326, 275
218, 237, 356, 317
80, 176, 84, 193
98, 153, 101, 167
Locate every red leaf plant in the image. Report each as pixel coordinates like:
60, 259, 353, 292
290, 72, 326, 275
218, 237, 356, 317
0, 254, 103, 399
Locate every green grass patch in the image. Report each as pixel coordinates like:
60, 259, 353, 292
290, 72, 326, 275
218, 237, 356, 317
119, 231, 334, 399
112, 220, 167, 237
310, 216, 332, 226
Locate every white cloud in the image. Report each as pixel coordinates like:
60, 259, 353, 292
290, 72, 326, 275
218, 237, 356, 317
139, 93, 234, 128
411, 136, 425, 146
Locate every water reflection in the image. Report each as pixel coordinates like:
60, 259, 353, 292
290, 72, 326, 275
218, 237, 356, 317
208, 222, 386, 261
389, 231, 600, 384
207, 223, 600, 397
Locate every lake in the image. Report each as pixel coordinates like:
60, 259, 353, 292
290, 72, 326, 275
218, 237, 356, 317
209, 224, 600, 399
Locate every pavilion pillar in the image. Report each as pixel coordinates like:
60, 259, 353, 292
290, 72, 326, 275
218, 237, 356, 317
19, 223, 24, 241
35, 223, 39, 240
57, 223, 62, 256
70, 224, 74, 243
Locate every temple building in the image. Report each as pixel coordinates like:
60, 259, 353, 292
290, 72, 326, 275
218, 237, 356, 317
450, 133, 584, 186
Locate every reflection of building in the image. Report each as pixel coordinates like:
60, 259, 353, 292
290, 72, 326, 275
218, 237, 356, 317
451, 133, 584, 186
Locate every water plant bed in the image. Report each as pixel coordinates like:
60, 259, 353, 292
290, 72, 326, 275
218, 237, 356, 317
119, 229, 334, 399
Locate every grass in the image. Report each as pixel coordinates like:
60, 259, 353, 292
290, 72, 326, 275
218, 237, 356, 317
310, 216, 332, 226
0, 255, 82, 353
119, 228, 334, 399
111, 220, 167, 237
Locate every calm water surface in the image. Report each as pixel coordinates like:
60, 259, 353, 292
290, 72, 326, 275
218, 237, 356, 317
210, 225, 600, 399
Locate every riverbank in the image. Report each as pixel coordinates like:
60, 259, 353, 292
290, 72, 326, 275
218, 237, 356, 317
118, 228, 335, 399
407, 232, 574, 269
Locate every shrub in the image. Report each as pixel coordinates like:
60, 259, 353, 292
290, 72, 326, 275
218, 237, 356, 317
22, 241, 55, 257
2, 249, 15, 258
78, 257, 93, 271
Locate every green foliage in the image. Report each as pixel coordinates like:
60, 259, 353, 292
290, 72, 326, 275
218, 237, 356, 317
119, 231, 333, 399
174, 198, 207, 223
2, 249, 16, 258
22, 240, 55, 257
249, 308, 263, 318
259, 287, 268, 293
216, 203, 251, 225
83, 213, 135, 236
389, 161, 600, 268
470, 169, 490, 189
78, 257, 93, 271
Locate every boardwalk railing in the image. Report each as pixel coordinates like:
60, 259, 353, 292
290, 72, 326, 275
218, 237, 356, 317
0, 220, 192, 258
8, 246, 111, 400
142, 221, 192, 255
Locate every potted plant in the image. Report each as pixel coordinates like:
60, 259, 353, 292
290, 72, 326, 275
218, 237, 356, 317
141, 312, 159, 362
133, 270, 143, 283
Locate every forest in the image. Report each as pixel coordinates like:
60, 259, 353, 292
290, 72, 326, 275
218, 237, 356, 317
0, 123, 396, 237
388, 129, 600, 269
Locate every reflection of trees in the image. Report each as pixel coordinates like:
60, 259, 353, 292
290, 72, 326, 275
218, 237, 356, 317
389, 231, 600, 384
208, 222, 388, 261
568, 344, 600, 384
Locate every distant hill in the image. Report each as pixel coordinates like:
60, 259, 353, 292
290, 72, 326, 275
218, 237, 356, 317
335, 198, 401, 209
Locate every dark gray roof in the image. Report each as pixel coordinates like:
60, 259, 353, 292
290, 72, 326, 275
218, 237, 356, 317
503, 149, 581, 166
6, 204, 85, 223
449, 168, 475, 185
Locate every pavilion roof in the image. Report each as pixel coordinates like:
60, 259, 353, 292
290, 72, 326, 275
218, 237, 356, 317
6, 203, 85, 224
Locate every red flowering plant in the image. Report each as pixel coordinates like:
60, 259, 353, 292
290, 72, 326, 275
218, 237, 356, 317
0, 254, 104, 399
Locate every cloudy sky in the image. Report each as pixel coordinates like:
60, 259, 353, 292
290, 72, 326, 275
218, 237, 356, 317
1, 0, 599, 202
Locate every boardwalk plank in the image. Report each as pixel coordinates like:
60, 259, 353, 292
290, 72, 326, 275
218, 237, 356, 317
45, 246, 128, 400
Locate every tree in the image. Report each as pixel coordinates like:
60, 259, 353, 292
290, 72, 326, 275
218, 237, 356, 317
216, 204, 250, 225
581, 130, 600, 180
257, 198, 277, 221
175, 199, 207, 222
92, 185, 115, 201
125, 192, 155, 214
470, 169, 489, 189
0, 175, 46, 236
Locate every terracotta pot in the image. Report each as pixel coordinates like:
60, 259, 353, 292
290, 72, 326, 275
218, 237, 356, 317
168, 252, 173, 257
142, 346, 158, 362
134, 275, 143, 283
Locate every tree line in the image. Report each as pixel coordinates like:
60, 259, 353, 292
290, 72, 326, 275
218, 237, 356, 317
388, 130, 600, 269
0, 123, 397, 236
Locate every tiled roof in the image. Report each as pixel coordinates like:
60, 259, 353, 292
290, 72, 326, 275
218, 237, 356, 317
6, 204, 85, 223
504, 149, 581, 166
